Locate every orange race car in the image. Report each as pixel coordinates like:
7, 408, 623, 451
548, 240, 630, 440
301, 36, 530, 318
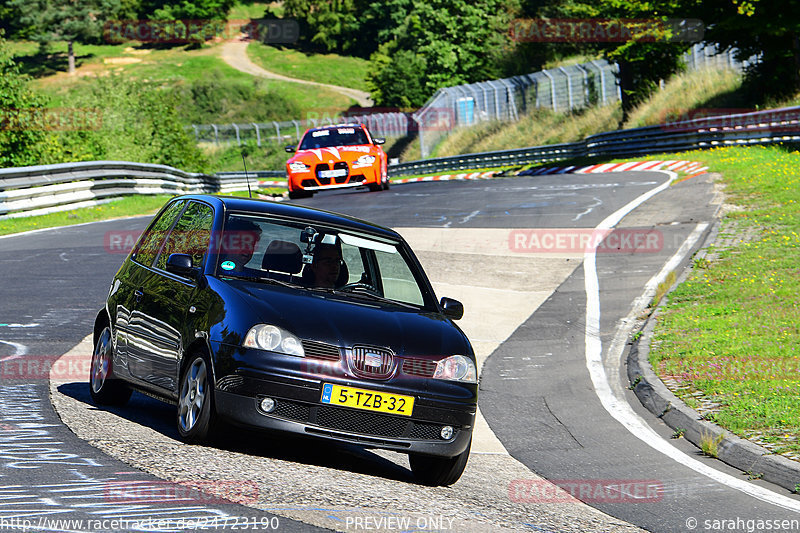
285, 123, 389, 199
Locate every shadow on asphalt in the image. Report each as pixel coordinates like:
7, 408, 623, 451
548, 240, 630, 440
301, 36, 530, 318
57, 382, 415, 483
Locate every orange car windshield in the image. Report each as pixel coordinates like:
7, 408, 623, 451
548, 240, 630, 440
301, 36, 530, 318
299, 127, 370, 150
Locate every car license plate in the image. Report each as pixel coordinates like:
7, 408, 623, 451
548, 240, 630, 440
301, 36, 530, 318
320, 383, 414, 416
319, 169, 347, 178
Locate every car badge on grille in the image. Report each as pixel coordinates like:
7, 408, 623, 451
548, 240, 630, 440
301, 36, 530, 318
364, 352, 382, 368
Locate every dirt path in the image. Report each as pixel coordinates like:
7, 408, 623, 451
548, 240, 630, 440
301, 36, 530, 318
220, 40, 373, 107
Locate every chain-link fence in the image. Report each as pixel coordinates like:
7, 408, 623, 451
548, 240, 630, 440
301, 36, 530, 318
412, 59, 621, 157
191, 112, 415, 146
191, 43, 759, 158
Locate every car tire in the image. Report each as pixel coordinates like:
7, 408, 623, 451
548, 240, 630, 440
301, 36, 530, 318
368, 182, 383, 192
89, 326, 132, 406
409, 438, 471, 486
177, 353, 218, 442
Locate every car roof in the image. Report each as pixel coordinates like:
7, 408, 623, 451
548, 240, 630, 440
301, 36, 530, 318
177, 194, 400, 240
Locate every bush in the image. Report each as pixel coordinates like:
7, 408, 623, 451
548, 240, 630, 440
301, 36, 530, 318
177, 70, 302, 125
52, 74, 208, 171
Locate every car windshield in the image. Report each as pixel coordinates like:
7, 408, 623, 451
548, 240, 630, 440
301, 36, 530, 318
216, 213, 433, 309
298, 127, 370, 150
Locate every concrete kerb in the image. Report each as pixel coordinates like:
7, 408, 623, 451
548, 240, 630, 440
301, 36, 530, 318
626, 218, 800, 494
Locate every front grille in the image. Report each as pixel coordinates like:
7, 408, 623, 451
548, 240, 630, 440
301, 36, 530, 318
264, 399, 459, 441
315, 163, 331, 185
349, 346, 395, 379
271, 399, 310, 421
402, 358, 437, 378
333, 162, 349, 184
317, 406, 406, 437
302, 340, 340, 361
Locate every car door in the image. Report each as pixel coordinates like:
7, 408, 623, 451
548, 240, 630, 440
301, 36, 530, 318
132, 200, 214, 392
118, 199, 186, 381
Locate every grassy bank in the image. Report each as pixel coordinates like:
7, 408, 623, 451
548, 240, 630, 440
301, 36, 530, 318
649, 145, 800, 458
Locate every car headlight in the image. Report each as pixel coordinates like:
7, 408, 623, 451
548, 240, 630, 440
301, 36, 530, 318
433, 355, 477, 383
289, 162, 310, 172
243, 324, 305, 357
356, 155, 376, 166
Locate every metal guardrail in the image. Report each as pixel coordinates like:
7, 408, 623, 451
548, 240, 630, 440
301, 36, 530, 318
3, 106, 799, 217
388, 106, 800, 176
0, 161, 268, 218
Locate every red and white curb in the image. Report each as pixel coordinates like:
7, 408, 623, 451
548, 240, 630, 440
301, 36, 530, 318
258, 160, 710, 191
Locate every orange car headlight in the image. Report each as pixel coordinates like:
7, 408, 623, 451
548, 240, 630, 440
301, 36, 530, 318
289, 162, 310, 172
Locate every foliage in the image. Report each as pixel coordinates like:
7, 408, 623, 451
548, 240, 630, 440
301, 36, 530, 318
699, 0, 800, 98
9, 0, 122, 73
366, 0, 510, 108
177, 69, 302, 124
30, 75, 207, 170
146, 0, 238, 21
0, 36, 48, 167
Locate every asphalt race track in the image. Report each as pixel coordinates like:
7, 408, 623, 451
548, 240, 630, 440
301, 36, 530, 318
2, 171, 800, 532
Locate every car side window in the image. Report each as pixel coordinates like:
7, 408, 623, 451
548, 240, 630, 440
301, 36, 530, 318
132, 200, 186, 267
341, 243, 366, 284
373, 249, 424, 306
156, 201, 214, 272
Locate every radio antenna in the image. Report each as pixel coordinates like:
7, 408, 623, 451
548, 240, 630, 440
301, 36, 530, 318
241, 153, 253, 198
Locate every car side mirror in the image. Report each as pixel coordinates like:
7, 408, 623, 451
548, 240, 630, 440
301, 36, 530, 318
166, 253, 198, 279
440, 297, 464, 320
284, 145, 296, 153
373, 137, 385, 145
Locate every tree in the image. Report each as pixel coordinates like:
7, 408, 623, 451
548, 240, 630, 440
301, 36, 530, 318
698, 0, 800, 99
366, 0, 511, 108
0, 35, 49, 167
147, 0, 238, 21
11, 0, 121, 74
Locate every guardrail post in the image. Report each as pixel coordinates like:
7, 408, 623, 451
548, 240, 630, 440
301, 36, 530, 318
559, 67, 574, 110
272, 121, 281, 145
252, 123, 261, 147
542, 69, 557, 111
212, 124, 219, 145
232, 124, 241, 146
292, 120, 300, 143
590, 60, 607, 104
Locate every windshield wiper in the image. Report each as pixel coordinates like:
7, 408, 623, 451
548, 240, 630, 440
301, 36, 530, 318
333, 287, 419, 309
223, 275, 301, 289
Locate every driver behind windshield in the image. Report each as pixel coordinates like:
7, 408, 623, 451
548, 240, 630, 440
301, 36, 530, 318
219, 217, 262, 274
303, 243, 343, 288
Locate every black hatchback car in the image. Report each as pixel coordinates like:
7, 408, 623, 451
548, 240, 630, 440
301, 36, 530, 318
90, 195, 477, 485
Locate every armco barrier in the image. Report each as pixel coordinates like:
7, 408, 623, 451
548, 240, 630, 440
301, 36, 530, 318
3, 106, 800, 217
388, 105, 800, 176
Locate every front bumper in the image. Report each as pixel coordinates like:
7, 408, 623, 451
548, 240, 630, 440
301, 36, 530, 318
214, 371, 475, 457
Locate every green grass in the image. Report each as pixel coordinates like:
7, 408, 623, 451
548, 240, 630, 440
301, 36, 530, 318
0, 190, 284, 236
649, 145, 800, 457
246, 42, 370, 92
0, 196, 172, 236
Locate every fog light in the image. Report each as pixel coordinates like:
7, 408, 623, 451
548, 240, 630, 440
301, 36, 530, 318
260, 397, 276, 413
440, 426, 454, 440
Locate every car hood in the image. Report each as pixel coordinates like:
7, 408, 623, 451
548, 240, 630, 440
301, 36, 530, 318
232, 283, 470, 357
289, 145, 377, 163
